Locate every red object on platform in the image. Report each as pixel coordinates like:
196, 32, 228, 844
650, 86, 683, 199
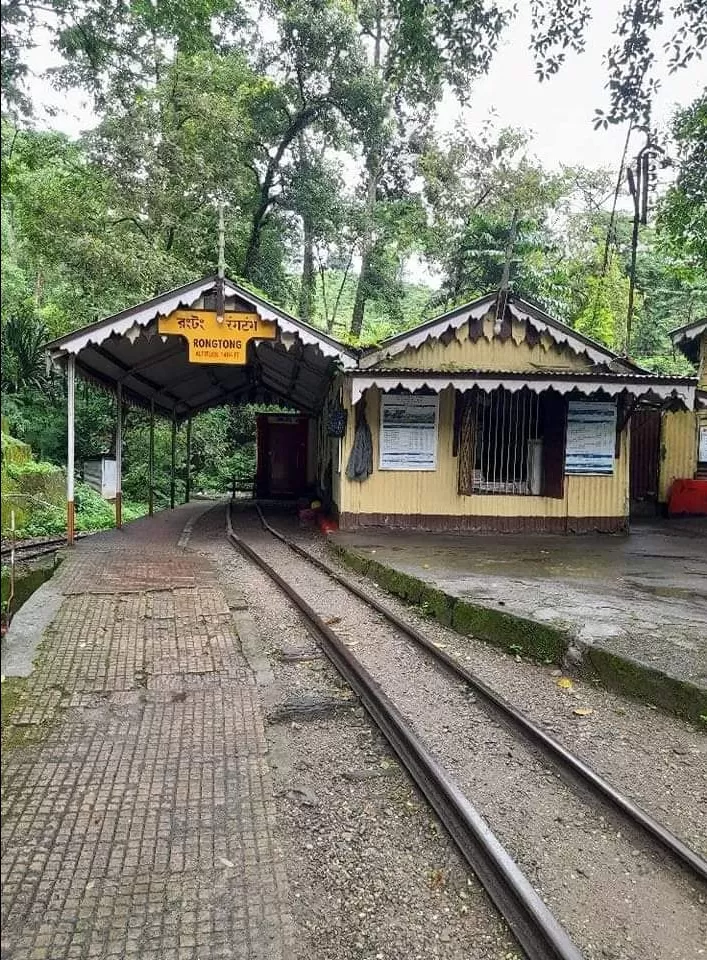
668, 478, 707, 516
318, 516, 338, 534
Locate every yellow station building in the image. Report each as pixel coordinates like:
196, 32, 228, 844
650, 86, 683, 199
47, 277, 700, 536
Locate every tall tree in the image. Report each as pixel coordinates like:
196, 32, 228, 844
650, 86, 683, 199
657, 89, 707, 271
348, 0, 511, 336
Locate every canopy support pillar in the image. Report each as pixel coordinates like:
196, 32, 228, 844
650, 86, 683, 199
185, 416, 192, 503
170, 416, 177, 510
66, 356, 75, 546
148, 400, 155, 516
115, 384, 123, 528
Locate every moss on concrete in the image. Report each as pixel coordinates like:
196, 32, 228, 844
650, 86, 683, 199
1, 676, 27, 731
450, 602, 566, 662
585, 646, 707, 725
327, 540, 707, 725
328, 543, 568, 663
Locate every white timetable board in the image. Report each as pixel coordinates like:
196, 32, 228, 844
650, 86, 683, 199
379, 395, 439, 471
699, 425, 707, 464
564, 401, 617, 475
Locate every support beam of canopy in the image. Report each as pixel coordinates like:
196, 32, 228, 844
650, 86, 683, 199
115, 384, 123, 528
67, 356, 75, 545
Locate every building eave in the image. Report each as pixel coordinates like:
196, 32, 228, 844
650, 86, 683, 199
347, 368, 697, 408
45, 275, 357, 368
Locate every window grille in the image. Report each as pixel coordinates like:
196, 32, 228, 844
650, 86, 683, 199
458, 388, 542, 495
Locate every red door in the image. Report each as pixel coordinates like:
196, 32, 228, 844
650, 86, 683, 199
257, 416, 308, 497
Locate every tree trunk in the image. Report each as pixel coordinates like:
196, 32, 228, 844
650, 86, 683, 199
244, 105, 320, 281
351, 245, 372, 339
299, 215, 315, 322
350, 153, 380, 339
351, 4, 383, 340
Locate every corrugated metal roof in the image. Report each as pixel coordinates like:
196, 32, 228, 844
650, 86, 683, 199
358, 293, 640, 371
45, 275, 355, 419
354, 368, 697, 384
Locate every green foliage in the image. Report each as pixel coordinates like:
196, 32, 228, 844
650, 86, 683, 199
657, 90, 707, 271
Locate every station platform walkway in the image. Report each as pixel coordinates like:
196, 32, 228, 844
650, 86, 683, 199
1, 502, 294, 960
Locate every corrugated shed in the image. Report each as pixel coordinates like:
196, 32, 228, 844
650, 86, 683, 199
339, 385, 629, 525
659, 411, 697, 502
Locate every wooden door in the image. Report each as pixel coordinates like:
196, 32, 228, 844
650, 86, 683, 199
630, 409, 661, 513
267, 419, 307, 497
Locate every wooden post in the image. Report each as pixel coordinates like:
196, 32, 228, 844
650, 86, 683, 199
170, 416, 177, 509
115, 383, 123, 528
185, 415, 192, 503
148, 399, 155, 516
66, 356, 76, 545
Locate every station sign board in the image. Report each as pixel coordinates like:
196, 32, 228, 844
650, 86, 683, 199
158, 309, 277, 364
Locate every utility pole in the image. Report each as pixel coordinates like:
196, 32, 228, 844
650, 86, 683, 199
216, 200, 226, 324
625, 140, 661, 357
494, 208, 519, 334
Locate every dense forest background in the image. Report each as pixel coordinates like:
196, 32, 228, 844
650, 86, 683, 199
1, 0, 706, 535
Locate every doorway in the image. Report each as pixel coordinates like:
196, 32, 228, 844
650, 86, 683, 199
629, 409, 661, 516
256, 414, 309, 498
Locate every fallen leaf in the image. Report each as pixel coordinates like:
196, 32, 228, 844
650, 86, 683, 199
573, 707, 594, 717
555, 677, 574, 691
325, 616, 342, 625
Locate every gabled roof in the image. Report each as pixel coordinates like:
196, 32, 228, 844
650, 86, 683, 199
45, 275, 356, 419
670, 317, 707, 366
358, 292, 640, 371
46, 274, 357, 366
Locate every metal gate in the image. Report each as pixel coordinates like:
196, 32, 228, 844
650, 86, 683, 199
630, 409, 661, 513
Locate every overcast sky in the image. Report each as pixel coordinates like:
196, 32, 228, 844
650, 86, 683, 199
26, 0, 706, 177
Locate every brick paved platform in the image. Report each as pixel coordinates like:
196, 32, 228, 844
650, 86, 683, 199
1, 504, 295, 960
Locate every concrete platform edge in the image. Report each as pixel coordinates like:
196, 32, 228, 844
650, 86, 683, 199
327, 541, 707, 725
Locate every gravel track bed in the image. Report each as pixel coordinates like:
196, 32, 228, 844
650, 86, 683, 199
282, 515, 706, 859
223, 508, 706, 960
191, 506, 518, 960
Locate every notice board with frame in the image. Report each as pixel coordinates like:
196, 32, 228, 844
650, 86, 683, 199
379, 395, 439, 471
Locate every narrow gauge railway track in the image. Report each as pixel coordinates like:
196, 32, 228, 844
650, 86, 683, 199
227, 502, 707, 960
253, 504, 706, 884
227, 502, 581, 960
1, 533, 90, 564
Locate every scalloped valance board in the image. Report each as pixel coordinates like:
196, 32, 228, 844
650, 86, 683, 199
348, 374, 696, 408
46, 275, 357, 369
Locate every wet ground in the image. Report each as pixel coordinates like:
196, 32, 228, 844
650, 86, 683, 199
332, 518, 707, 698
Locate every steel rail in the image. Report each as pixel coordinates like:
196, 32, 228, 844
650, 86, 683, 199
255, 504, 707, 885
226, 502, 582, 960
1, 533, 90, 562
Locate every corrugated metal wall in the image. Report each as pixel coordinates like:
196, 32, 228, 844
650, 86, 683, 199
659, 411, 697, 502
339, 385, 628, 522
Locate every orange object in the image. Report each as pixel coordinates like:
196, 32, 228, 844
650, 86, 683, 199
668, 479, 707, 516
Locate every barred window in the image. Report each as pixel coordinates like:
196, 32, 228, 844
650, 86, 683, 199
457, 388, 566, 498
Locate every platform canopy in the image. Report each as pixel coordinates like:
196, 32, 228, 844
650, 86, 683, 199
46, 275, 356, 420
